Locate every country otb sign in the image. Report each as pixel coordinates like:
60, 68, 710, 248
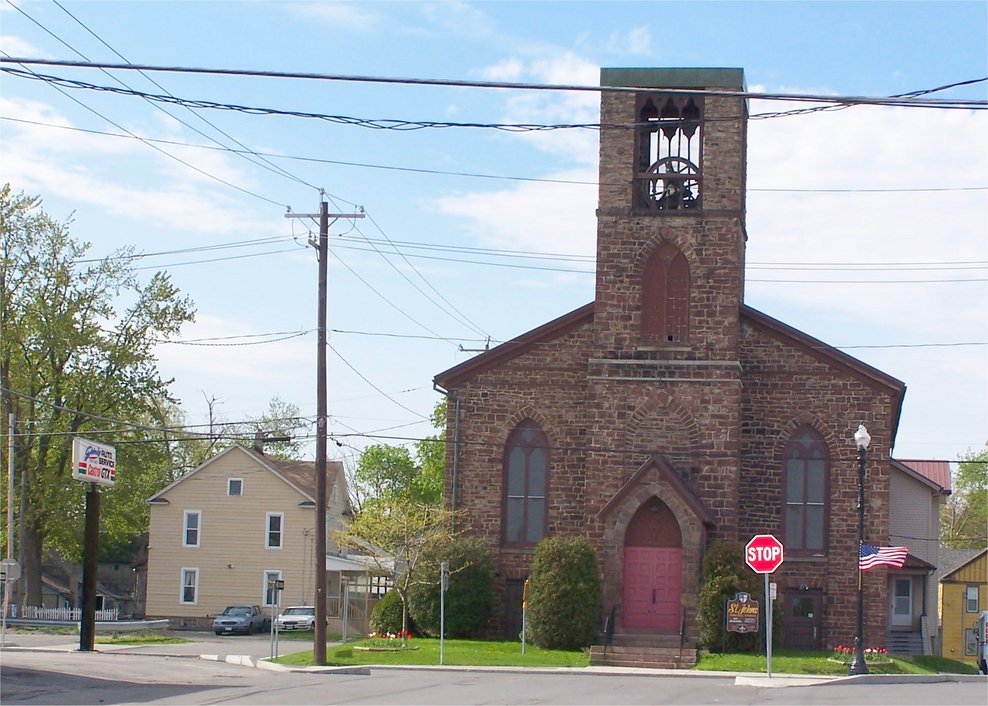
72, 438, 116, 487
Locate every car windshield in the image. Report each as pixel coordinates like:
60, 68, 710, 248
283, 607, 313, 616
223, 607, 251, 616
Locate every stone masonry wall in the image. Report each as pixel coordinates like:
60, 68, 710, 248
739, 316, 896, 649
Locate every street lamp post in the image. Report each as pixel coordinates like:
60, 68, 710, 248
848, 423, 871, 676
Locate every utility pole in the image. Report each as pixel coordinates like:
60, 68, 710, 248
286, 194, 363, 665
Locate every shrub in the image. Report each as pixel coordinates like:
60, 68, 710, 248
696, 540, 779, 652
407, 535, 495, 637
369, 589, 414, 635
527, 536, 602, 650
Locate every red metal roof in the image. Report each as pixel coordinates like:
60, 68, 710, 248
894, 459, 952, 493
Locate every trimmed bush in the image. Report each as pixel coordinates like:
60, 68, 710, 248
370, 589, 412, 635
696, 540, 779, 652
407, 535, 495, 637
527, 536, 602, 650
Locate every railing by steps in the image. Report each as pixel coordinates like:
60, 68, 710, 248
17, 605, 120, 622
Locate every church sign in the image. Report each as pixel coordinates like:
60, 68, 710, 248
726, 592, 759, 633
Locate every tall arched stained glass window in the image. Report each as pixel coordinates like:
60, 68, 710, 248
783, 426, 830, 554
503, 420, 549, 547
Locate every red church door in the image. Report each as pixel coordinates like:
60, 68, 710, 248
622, 546, 682, 630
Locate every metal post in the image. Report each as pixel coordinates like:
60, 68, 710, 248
440, 561, 448, 665
849, 441, 869, 675
79, 484, 100, 651
765, 573, 772, 677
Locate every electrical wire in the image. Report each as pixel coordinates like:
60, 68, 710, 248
5, 116, 986, 195
48, 0, 320, 193
0, 52, 288, 208
2, 57, 984, 109
355, 211, 491, 339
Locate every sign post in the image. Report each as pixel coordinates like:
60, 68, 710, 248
72, 438, 116, 652
744, 534, 784, 677
440, 561, 449, 665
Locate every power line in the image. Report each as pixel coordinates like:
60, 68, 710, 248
6, 116, 986, 195
48, 0, 319, 193
0, 53, 288, 209
357, 211, 491, 339
4, 68, 984, 131
2, 58, 984, 109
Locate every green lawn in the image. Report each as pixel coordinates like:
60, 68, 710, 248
275, 637, 589, 668
695, 649, 978, 675
96, 631, 193, 645
275, 638, 979, 675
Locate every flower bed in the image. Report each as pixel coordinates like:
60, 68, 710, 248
828, 645, 893, 665
354, 630, 419, 652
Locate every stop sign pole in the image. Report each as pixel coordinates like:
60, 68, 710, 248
745, 534, 784, 678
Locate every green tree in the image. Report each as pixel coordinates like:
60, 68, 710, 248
0, 184, 195, 605
941, 445, 988, 549
332, 499, 459, 642
351, 400, 446, 509
696, 541, 764, 652
412, 399, 446, 506
527, 536, 602, 650
407, 534, 494, 637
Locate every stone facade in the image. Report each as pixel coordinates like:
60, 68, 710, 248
435, 68, 906, 651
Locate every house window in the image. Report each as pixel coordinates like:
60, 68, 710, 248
183, 510, 201, 547
263, 570, 283, 607
965, 585, 979, 613
503, 420, 549, 547
228, 478, 243, 496
634, 93, 703, 211
369, 575, 393, 599
642, 241, 690, 344
266, 512, 284, 549
180, 568, 198, 604
782, 427, 829, 553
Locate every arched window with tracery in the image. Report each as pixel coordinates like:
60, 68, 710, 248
503, 420, 549, 547
782, 426, 830, 554
642, 241, 690, 344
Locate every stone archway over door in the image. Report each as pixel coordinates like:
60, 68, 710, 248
622, 499, 682, 631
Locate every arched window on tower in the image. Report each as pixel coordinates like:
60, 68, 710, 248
782, 426, 830, 554
503, 420, 549, 547
642, 241, 690, 344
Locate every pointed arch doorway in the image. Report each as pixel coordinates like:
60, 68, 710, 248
622, 498, 683, 631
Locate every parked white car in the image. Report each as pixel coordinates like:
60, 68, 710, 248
274, 606, 318, 631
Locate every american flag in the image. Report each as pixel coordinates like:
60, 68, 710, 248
859, 544, 908, 571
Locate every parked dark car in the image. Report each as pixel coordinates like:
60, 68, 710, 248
212, 605, 268, 635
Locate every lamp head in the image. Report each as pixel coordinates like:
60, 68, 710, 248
854, 424, 871, 450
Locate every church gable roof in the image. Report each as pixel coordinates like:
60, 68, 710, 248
434, 302, 594, 388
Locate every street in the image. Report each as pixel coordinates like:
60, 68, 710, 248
0, 632, 984, 705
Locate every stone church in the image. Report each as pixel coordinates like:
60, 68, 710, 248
434, 68, 914, 659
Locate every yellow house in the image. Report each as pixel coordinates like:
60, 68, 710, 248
145, 445, 350, 629
938, 548, 987, 663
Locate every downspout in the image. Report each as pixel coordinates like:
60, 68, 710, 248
433, 383, 461, 522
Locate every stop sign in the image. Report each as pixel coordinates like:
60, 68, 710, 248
745, 534, 784, 574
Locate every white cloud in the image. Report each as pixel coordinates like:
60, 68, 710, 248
605, 26, 652, 56
287, 1, 378, 30
0, 33, 45, 57
434, 167, 598, 259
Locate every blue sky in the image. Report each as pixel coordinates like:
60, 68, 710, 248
2, 1, 986, 474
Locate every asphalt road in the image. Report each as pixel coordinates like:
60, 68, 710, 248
1, 631, 984, 705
